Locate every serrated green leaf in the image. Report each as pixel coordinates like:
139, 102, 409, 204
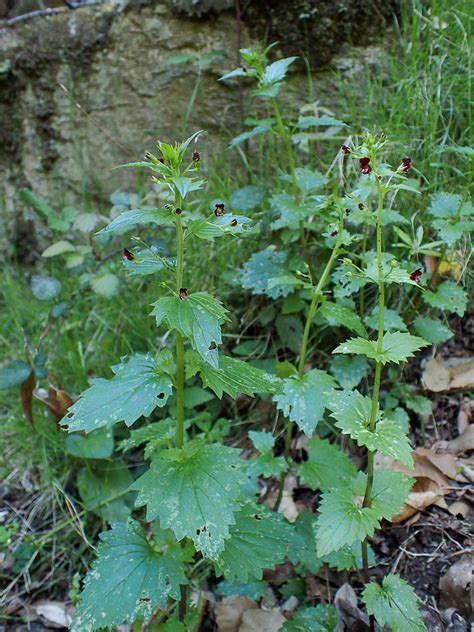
329, 390, 413, 468
230, 185, 266, 211
293, 167, 327, 193
432, 218, 473, 246
365, 307, 407, 332
274, 370, 338, 436
186, 352, 280, 399
118, 418, 178, 458
427, 192, 462, 218
62, 354, 173, 433
65, 427, 114, 459
72, 520, 188, 631
334, 332, 429, 364
281, 604, 338, 631
320, 301, 367, 337
299, 438, 357, 491
0, 359, 32, 390
412, 316, 453, 344
216, 580, 268, 599
247, 432, 287, 477
132, 441, 248, 558
241, 248, 292, 299
329, 355, 369, 389
322, 541, 375, 571
123, 246, 175, 276
186, 214, 252, 240
215, 503, 296, 582
270, 193, 319, 229
423, 281, 467, 316
248, 431, 275, 453
97, 208, 173, 235
263, 56, 297, 83
354, 469, 414, 522
315, 486, 380, 556
287, 512, 321, 574
76, 462, 135, 523
171, 176, 204, 199
152, 293, 229, 368
362, 574, 427, 632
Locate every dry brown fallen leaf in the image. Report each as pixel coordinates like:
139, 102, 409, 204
447, 500, 471, 518
215, 597, 258, 632
239, 608, 286, 632
375, 448, 458, 522
439, 555, 472, 617
422, 356, 474, 393
264, 474, 299, 523
32, 601, 73, 628
34, 377, 74, 422
448, 424, 474, 453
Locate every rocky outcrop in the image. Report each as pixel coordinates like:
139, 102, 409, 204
0, 0, 394, 251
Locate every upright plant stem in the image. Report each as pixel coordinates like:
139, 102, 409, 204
271, 98, 314, 282
361, 180, 385, 595
274, 221, 343, 511
175, 194, 185, 449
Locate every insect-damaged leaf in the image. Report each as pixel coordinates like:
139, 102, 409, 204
61, 353, 173, 433
241, 248, 293, 299
131, 440, 248, 559
71, 520, 189, 631
214, 503, 297, 582
274, 369, 338, 436
152, 292, 229, 368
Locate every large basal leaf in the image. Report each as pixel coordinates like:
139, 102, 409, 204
241, 248, 292, 299
362, 574, 427, 632
230, 185, 266, 211
97, 208, 174, 235
61, 354, 173, 433
274, 369, 338, 436
427, 192, 463, 218
72, 520, 189, 631
281, 604, 338, 632
186, 351, 281, 399
215, 503, 296, 582
423, 280, 468, 316
152, 292, 228, 368
132, 440, 248, 558
315, 486, 381, 556
333, 332, 429, 365
329, 390, 413, 468
299, 437, 357, 492
270, 193, 319, 230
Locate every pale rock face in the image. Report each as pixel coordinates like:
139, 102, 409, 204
0, 0, 390, 252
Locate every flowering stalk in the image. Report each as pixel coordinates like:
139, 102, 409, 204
175, 193, 185, 449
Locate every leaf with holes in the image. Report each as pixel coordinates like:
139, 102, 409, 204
61, 354, 173, 433
319, 302, 367, 337
241, 249, 292, 299
71, 520, 189, 631
76, 462, 135, 524
247, 431, 287, 478
299, 438, 357, 492
362, 574, 427, 632
329, 390, 413, 468
132, 440, 247, 558
215, 503, 297, 582
186, 352, 281, 399
274, 370, 338, 436
152, 292, 229, 368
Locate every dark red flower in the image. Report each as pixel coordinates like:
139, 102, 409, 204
214, 202, 225, 216
175, 207, 182, 215
359, 157, 372, 175
341, 145, 350, 155
230, 218, 238, 227
358, 202, 364, 210
179, 287, 188, 301
401, 157, 411, 173
123, 248, 134, 261
345, 208, 351, 216
409, 268, 422, 283
158, 157, 165, 164
330, 229, 338, 237
192, 152, 200, 162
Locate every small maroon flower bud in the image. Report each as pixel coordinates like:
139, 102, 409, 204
214, 202, 225, 216
359, 157, 372, 175
358, 203, 364, 210
158, 157, 165, 164
230, 218, 238, 227
345, 208, 351, 216
179, 288, 188, 301
341, 145, 350, 155
123, 248, 134, 261
401, 157, 411, 173
330, 229, 338, 237
175, 207, 182, 215
409, 268, 422, 283
192, 151, 200, 162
